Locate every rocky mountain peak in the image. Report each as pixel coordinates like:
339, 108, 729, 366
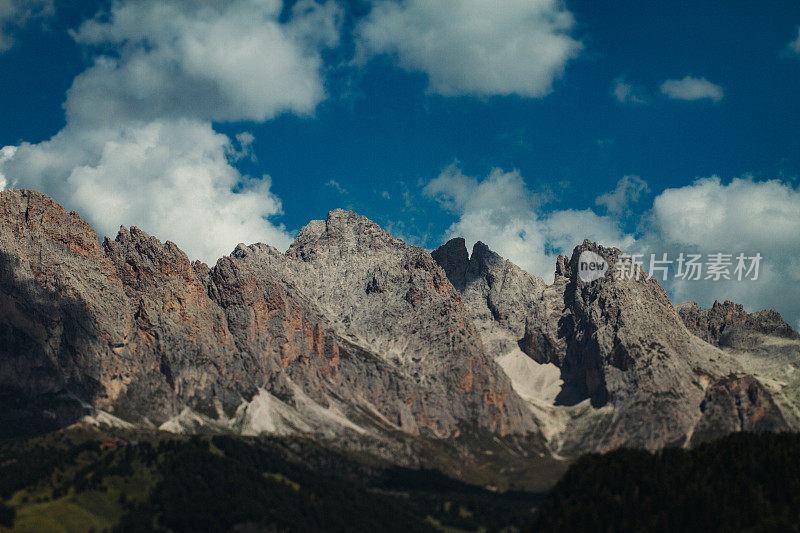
0, 189, 101, 259
287, 209, 407, 262
554, 254, 569, 278
430, 238, 510, 293
432, 238, 549, 377
104, 225, 197, 289
1, 190, 797, 462
677, 299, 800, 348
563, 240, 624, 283
430, 237, 468, 291
279, 216, 539, 438
1, 192, 543, 442
567, 238, 614, 267
431, 237, 762, 454
467, 241, 504, 278
555, 240, 678, 317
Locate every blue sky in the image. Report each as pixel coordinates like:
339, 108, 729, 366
1, 0, 799, 325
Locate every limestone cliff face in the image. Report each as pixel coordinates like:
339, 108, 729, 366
534, 242, 724, 413
228, 210, 537, 437
690, 375, 787, 446
432, 238, 547, 361
0, 191, 537, 444
677, 300, 800, 348
0, 190, 130, 435
433, 238, 793, 455
677, 300, 800, 428
0, 190, 338, 433
1, 189, 794, 458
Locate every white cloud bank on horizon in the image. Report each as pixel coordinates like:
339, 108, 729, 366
660, 76, 724, 102
424, 166, 800, 329
0, 0, 341, 263
356, 0, 582, 97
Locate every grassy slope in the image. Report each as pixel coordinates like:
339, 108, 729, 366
3, 437, 158, 532
0, 428, 551, 532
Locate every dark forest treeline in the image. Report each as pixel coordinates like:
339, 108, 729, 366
528, 432, 800, 532
4, 431, 800, 532
0, 432, 544, 532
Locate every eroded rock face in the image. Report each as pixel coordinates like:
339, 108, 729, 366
690, 376, 787, 446
0, 192, 538, 446
0, 190, 129, 435
430, 237, 469, 291
540, 241, 721, 412
433, 238, 790, 455
0, 191, 336, 432
431, 238, 547, 359
238, 210, 537, 437
677, 300, 800, 429
677, 300, 800, 348
1, 190, 793, 458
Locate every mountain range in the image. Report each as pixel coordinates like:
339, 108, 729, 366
1, 189, 798, 479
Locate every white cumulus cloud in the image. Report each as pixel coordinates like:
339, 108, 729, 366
1, 120, 293, 263
356, 0, 582, 97
0, 146, 14, 191
325, 179, 348, 195
0, 0, 53, 52
644, 177, 800, 329
612, 78, 646, 104
649, 177, 800, 249
426, 167, 800, 329
68, 0, 341, 125
660, 76, 724, 102
596, 175, 649, 215
788, 27, 800, 55
423, 164, 633, 279
0, 0, 342, 262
